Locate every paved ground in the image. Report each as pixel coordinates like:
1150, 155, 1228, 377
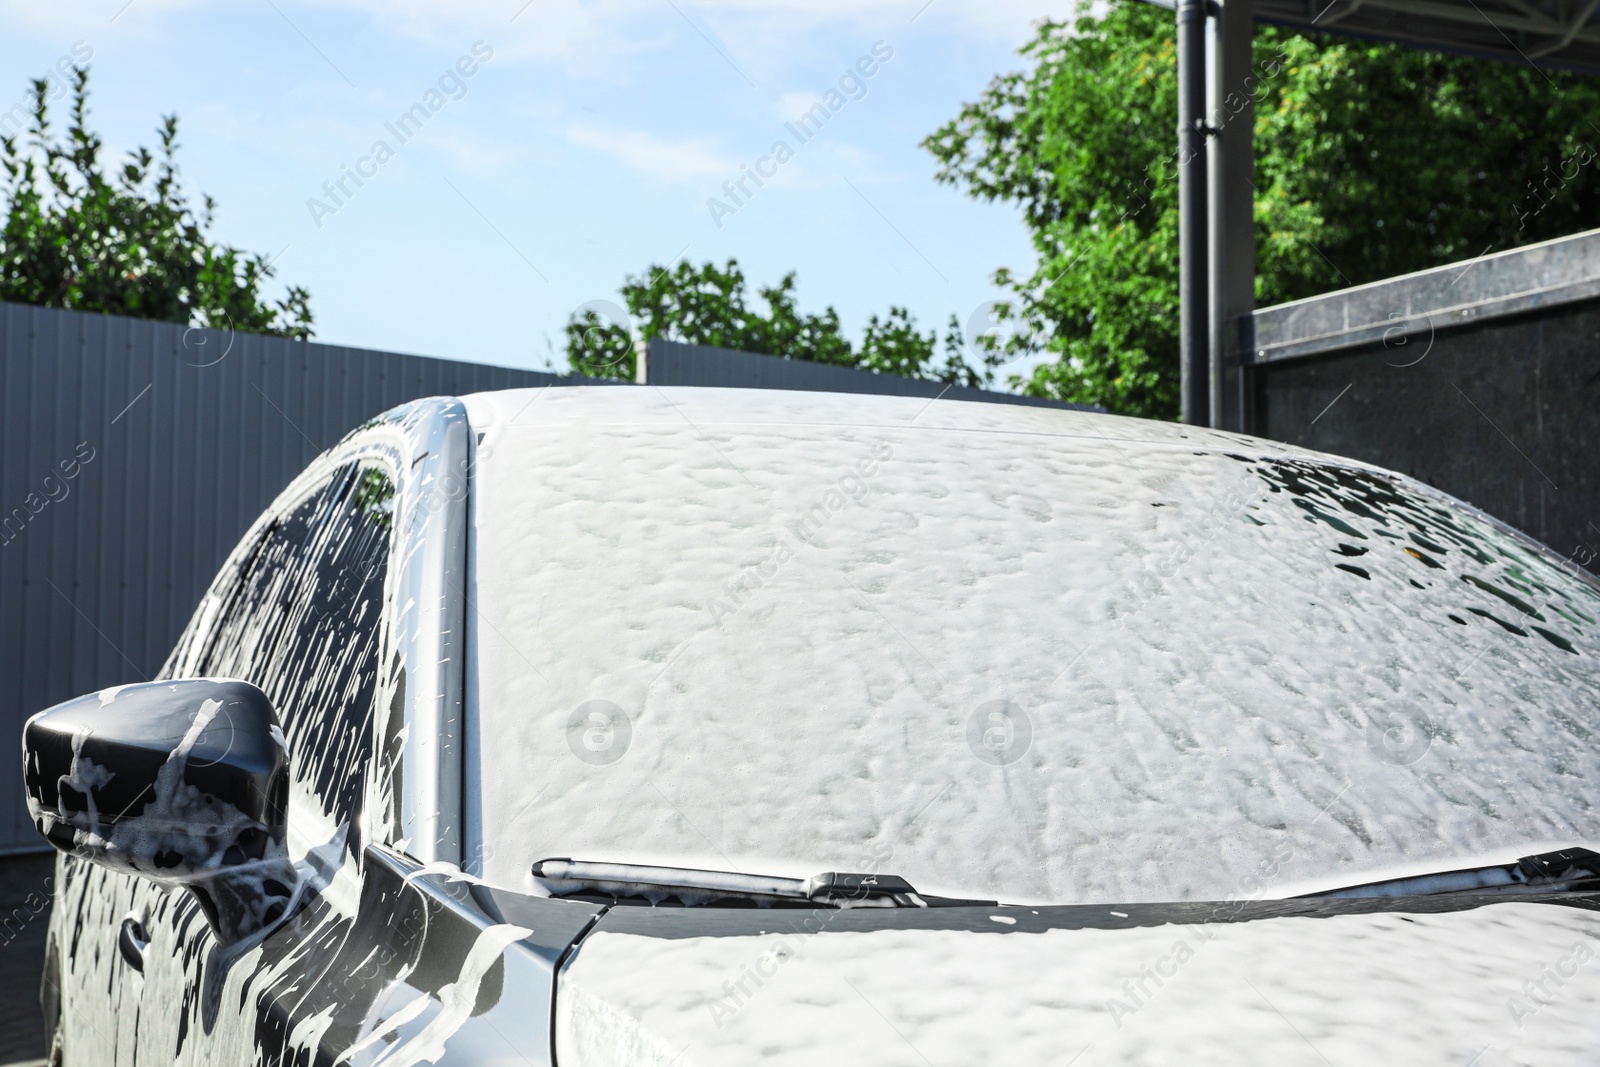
0, 853, 54, 1067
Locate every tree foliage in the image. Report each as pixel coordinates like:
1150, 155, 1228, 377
0, 68, 313, 338
566, 258, 991, 386
923, 2, 1600, 418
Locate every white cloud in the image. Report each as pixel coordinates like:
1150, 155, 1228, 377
0, 0, 1079, 57
417, 127, 523, 173
686, 0, 1080, 37
777, 90, 822, 120
566, 124, 735, 181
295, 0, 1084, 46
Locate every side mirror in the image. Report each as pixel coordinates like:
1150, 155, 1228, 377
23, 678, 299, 945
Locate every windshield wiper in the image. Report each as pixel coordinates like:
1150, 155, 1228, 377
531, 858, 995, 908
1299, 847, 1600, 900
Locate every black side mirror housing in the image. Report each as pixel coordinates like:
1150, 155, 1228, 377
23, 678, 298, 945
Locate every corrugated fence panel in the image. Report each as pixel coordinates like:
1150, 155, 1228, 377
0, 302, 587, 853
644, 338, 1101, 412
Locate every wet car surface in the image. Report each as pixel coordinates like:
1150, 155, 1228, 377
23, 388, 1600, 1065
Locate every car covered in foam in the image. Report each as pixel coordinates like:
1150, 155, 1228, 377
27, 386, 1600, 1065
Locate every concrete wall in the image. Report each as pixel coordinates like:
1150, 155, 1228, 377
1250, 229, 1600, 573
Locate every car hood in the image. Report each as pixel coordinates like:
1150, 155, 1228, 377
554, 895, 1600, 1065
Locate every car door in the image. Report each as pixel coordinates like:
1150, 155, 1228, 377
51, 456, 401, 1065
165, 458, 398, 1061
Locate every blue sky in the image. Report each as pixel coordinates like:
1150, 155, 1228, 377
0, 0, 1076, 379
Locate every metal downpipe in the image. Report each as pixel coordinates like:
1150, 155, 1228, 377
1177, 0, 1210, 426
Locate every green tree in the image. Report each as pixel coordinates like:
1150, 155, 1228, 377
0, 68, 313, 338
923, 2, 1600, 418
566, 257, 990, 386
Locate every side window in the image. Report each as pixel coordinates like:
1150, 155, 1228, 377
195, 464, 396, 834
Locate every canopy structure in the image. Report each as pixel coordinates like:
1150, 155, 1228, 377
1261, 0, 1600, 75
1148, 0, 1600, 429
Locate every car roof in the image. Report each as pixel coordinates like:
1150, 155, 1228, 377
458, 385, 1321, 462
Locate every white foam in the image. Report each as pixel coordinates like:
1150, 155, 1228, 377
462, 387, 1600, 906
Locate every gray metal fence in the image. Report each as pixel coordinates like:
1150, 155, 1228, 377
0, 302, 584, 853
644, 338, 1100, 411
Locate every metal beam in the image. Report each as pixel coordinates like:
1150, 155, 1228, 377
1348, 0, 1562, 35
1530, 0, 1600, 54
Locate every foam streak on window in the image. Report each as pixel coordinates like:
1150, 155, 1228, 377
196, 464, 394, 834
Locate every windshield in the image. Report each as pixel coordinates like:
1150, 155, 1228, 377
461, 388, 1600, 906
